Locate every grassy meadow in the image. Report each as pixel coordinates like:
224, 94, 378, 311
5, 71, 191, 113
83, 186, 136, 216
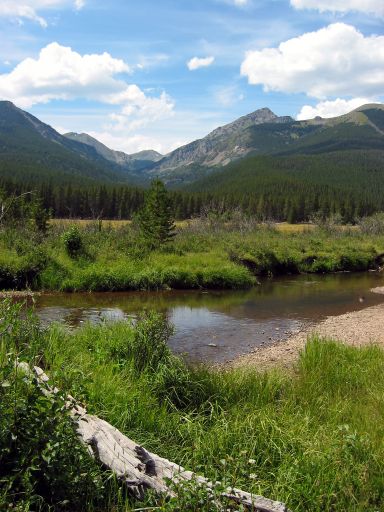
1, 217, 384, 292
1, 301, 384, 511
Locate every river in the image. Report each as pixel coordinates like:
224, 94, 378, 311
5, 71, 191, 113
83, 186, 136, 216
31, 271, 384, 363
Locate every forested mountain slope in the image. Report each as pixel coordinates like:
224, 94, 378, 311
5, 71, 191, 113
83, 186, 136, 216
0, 101, 144, 185
148, 104, 384, 184
185, 149, 384, 222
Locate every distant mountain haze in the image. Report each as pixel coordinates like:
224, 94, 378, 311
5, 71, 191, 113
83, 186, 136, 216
64, 132, 163, 169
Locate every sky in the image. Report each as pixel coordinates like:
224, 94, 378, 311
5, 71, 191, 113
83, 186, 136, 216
0, 0, 383, 155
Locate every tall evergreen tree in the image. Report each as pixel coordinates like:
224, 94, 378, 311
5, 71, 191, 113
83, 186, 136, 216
137, 179, 176, 249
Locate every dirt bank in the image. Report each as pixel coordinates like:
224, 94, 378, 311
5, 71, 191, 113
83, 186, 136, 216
233, 288, 384, 370
0, 290, 40, 299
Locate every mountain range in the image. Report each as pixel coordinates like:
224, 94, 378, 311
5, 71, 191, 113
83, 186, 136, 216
0, 100, 383, 187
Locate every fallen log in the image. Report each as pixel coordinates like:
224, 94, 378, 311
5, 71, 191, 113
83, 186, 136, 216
20, 363, 291, 512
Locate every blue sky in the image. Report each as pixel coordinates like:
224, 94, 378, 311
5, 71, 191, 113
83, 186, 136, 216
0, 0, 383, 154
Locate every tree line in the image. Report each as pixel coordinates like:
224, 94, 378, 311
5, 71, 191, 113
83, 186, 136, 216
1, 164, 384, 224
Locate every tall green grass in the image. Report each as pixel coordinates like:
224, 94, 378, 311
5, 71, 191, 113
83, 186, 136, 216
2, 301, 383, 511
1, 222, 384, 291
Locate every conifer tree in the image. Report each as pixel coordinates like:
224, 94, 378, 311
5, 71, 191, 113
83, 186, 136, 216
137, 179, 176, 249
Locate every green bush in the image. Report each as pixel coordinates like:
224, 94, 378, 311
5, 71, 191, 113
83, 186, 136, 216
62, 226, 83, 258
0, 301, 106, 511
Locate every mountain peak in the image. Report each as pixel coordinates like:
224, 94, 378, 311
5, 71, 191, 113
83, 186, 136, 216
0, 100, 17, 108
207, 107, 290, 142
250, 106, 277, 118
64, 132, 163, 167
354, 103, 384, 112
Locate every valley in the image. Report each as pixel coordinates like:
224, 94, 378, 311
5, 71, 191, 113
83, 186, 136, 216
1, 88, 384, 512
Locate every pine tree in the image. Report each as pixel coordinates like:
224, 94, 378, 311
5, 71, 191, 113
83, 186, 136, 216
137, 179, 176, 249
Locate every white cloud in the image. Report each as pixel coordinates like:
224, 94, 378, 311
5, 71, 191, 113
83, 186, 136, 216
214, 85, 244, 107
296, 97, 376, 120
0, 42, 129, 106
234, 0, 249, 5
105, 88, 175, 132
47, 108, 224, 155
0, 1, 85, 27
0, 42, 175, 130
187, 56, 215, 71
241, 23, 384, 99
290, 0, 384, 16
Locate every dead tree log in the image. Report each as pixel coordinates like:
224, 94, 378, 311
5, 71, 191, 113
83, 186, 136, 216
20, 363, 291, 512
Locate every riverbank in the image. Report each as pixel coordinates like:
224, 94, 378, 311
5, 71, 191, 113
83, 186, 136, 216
233, 292, 384, 370
1, 221, 384, 292
2, 301, 384, 511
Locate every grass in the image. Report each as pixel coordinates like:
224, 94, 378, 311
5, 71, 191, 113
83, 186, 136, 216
1, 301, 384, 511
50, 218, 313, 232
1, 219, 384, 292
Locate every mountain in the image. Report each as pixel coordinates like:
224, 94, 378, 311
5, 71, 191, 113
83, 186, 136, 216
148, 104, 384, 184
0, 100, 383, 189
149, 108, 294, 181
183, 149, 384, 223
0, 100, 132, 185
64, 132, 163, 171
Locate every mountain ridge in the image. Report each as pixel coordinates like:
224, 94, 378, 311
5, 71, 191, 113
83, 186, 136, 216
64, 132, 163, 171
0, 100, 131, 184
0, 100, 383, 187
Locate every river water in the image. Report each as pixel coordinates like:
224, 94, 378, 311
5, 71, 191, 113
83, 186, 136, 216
32, 272, 384, 363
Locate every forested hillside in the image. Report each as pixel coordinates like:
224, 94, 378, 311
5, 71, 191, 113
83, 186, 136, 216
2, 149, 384, 222
0, 101, 144, 185
185, 150, 384, 222
1, 101, 384, 222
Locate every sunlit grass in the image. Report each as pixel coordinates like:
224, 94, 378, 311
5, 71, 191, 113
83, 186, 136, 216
12, 313, 384, 511
1, 221, 384, 292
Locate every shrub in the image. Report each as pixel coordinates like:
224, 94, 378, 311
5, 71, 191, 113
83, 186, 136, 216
62, 226, 83, 258
0, 301, 107, 511
359, 212, 384, 235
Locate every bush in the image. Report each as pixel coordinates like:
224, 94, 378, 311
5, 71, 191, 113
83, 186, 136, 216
62, 226, 83, 258
359, 212, 384, 235
0, 301, 106, 511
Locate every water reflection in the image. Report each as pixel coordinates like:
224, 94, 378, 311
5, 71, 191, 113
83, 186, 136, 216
34, 272, 384, 363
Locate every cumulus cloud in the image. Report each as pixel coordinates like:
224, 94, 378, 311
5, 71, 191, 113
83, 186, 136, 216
0, 42, 174, 129
297, 97, 376, 120
290, 0, 384, 16
0, 0, 85, 27
241, 23, 384, 99
187, 56, 215, 71
0, 42, 129, 106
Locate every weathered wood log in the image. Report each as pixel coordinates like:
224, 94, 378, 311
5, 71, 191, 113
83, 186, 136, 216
20, 363, 291, 512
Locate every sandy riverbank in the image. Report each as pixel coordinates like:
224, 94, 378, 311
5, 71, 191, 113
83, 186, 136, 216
0, 290, 40, 299
233, 288, 384, 370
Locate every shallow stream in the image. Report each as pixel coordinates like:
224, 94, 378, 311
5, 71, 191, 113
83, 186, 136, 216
33, 272, 384, 363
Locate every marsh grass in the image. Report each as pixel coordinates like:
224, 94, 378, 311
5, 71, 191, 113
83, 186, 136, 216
2, 299, 383, 511
1, 220, 384, 292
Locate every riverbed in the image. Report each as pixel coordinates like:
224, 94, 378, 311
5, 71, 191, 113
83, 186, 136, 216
32, 271, 384, 364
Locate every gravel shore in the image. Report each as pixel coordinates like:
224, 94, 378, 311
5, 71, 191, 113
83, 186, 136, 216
233, 287, 384, 370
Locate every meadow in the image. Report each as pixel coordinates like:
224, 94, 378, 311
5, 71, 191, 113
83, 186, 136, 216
0, 216, 383, 292
1, 300, 384, 511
